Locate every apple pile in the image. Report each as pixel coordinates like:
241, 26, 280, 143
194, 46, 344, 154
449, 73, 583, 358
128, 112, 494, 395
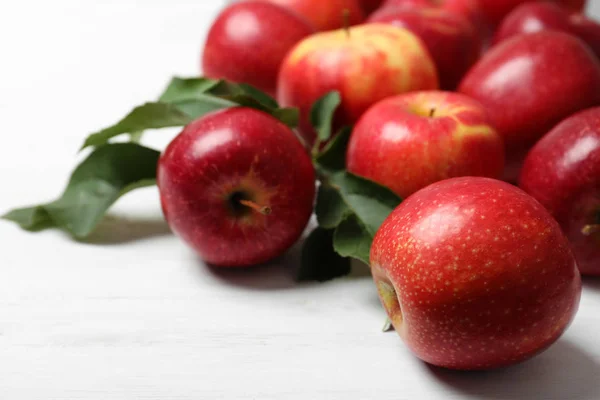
4, 0, 600, 371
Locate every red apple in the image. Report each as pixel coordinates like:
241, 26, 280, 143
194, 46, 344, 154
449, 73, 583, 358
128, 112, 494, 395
371, 177, 581, 370
494, 2, 600, 58
359, 0, 385, 14
157, 107, 316, 267
347, 91, 504, 198
261, 0, 365, 31
382, 0, 485, 30
459, 31, 600, 181
202, 1, 314, 95
478, 0, 586, 27
520, 107, 600, 276
278, 23, 439, 145
369, 7, 481, 89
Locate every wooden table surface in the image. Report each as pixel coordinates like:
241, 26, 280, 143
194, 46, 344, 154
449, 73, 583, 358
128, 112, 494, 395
2, 1, 600, 399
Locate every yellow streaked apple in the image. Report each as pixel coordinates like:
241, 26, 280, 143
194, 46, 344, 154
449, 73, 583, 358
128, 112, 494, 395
347, 91, 504, 198
277, 23, 439, 145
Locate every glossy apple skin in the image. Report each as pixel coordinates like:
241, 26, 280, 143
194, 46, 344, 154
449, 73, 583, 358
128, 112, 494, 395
520, 107, 600, 276
371, 177, 581, 370
369, 7, 481, 89
278, 23, 438, 145
347, 91, 504, 198
202, 1, 314, 96
478, 0, 586, 27
157, 108, 316, 267
494, 2, 600, 58
382, 0, 485, 29
262, 0, 364, 31
459, 31, 600, 181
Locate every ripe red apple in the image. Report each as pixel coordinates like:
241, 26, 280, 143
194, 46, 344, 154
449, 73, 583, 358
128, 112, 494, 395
347, 91, 504, 198
359, 0, 385, 14
278, 23, 439, 145
458, 31, 600, 181
520, 107, 600, 276
260, 0, 365, 31
369, 7, 481, 89
157, 107, 316, 267
477, 0, 586, 28
382, 0, 485, 30
494, 2, 600, 57
202, 1, 314, 96
371, 177, 581, 370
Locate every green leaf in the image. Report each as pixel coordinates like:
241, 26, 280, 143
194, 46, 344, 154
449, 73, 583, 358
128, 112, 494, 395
310, 91, 341, 142
329, 172, 402, 236
314, 127, 351, 172
2, 143, 160, 238
298, 227, 352, 282
158, 77, 222, 102
271, 107, 300, 128
81, 102, 193, 149
315, 184, 349, 229
333, 215, 373, 265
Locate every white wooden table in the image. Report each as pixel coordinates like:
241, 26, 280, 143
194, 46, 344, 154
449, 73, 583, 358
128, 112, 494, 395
2, 1, 600, 399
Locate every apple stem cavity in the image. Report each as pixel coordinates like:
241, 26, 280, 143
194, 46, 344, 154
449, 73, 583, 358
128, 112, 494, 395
582, 224, 600, 236
239, 199, 272, 216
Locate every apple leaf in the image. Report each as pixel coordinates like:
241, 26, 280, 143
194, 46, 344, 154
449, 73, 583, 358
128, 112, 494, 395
298, 227, 352, 282
314, 127, 351, 173
81, 78, 299, 149
2, 143, 160, 238
333, 214, 372, 265
311, 91, 341, 143
315, 184, 349, 229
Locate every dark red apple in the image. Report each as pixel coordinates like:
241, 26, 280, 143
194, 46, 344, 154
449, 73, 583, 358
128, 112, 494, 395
347, 91, 504, 198
478, 0, 586, 27
202, 1, 314, 95
369, 7, 481, 89
494, 2, 600, 58
371, 177, 581, 370
261, 0, 365, 31
520, 107, 600, 276
359, 0, 385, 14
157, 107, 316, 267
382, 0, 485, 30
459, 31, 600, 181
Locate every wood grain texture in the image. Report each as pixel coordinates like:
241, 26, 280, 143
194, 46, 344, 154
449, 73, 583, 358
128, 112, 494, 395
2, 1, 600, 399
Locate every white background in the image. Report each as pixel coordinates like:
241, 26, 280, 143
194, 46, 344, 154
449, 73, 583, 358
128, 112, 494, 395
1, 1, 600, 399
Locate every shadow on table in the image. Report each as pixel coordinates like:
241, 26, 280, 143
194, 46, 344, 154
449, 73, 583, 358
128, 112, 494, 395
83, 214, 172, 245
204, 240, 373, 291
428, 339, 600, 400
583, 277, 600, 291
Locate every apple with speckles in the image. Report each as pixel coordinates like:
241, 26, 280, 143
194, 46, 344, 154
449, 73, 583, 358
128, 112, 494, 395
347, 91, 504, 198
493, 2, 600, 58
369, 7, 481, 89
202, 1, 314, 95
277, 23, 439, 145
371, 177, 581, 370
459, 31, 600, 181
520, 107, 600, 276
157, 107, 316, 267
259, 0, 365, 31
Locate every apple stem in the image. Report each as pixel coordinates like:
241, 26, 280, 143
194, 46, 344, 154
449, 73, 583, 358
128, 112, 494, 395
343, 9, 350, 38
582, 224, 600, 236
239, 199, 272, 216
429, 108, 436, 117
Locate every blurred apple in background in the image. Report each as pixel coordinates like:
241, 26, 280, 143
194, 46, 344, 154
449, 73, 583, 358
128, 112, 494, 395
459, 31, 600, 181
261, 0, 365, 31
478, 0, 587, 28
371, 177, 581, 370
369, 7, 481, 89
347, 91, 504, 198
520, 107, 600, 276
278, 23, 439, 145
202, 1, 314, 95
494, 2, 600, 57
359, 0, 385, 14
